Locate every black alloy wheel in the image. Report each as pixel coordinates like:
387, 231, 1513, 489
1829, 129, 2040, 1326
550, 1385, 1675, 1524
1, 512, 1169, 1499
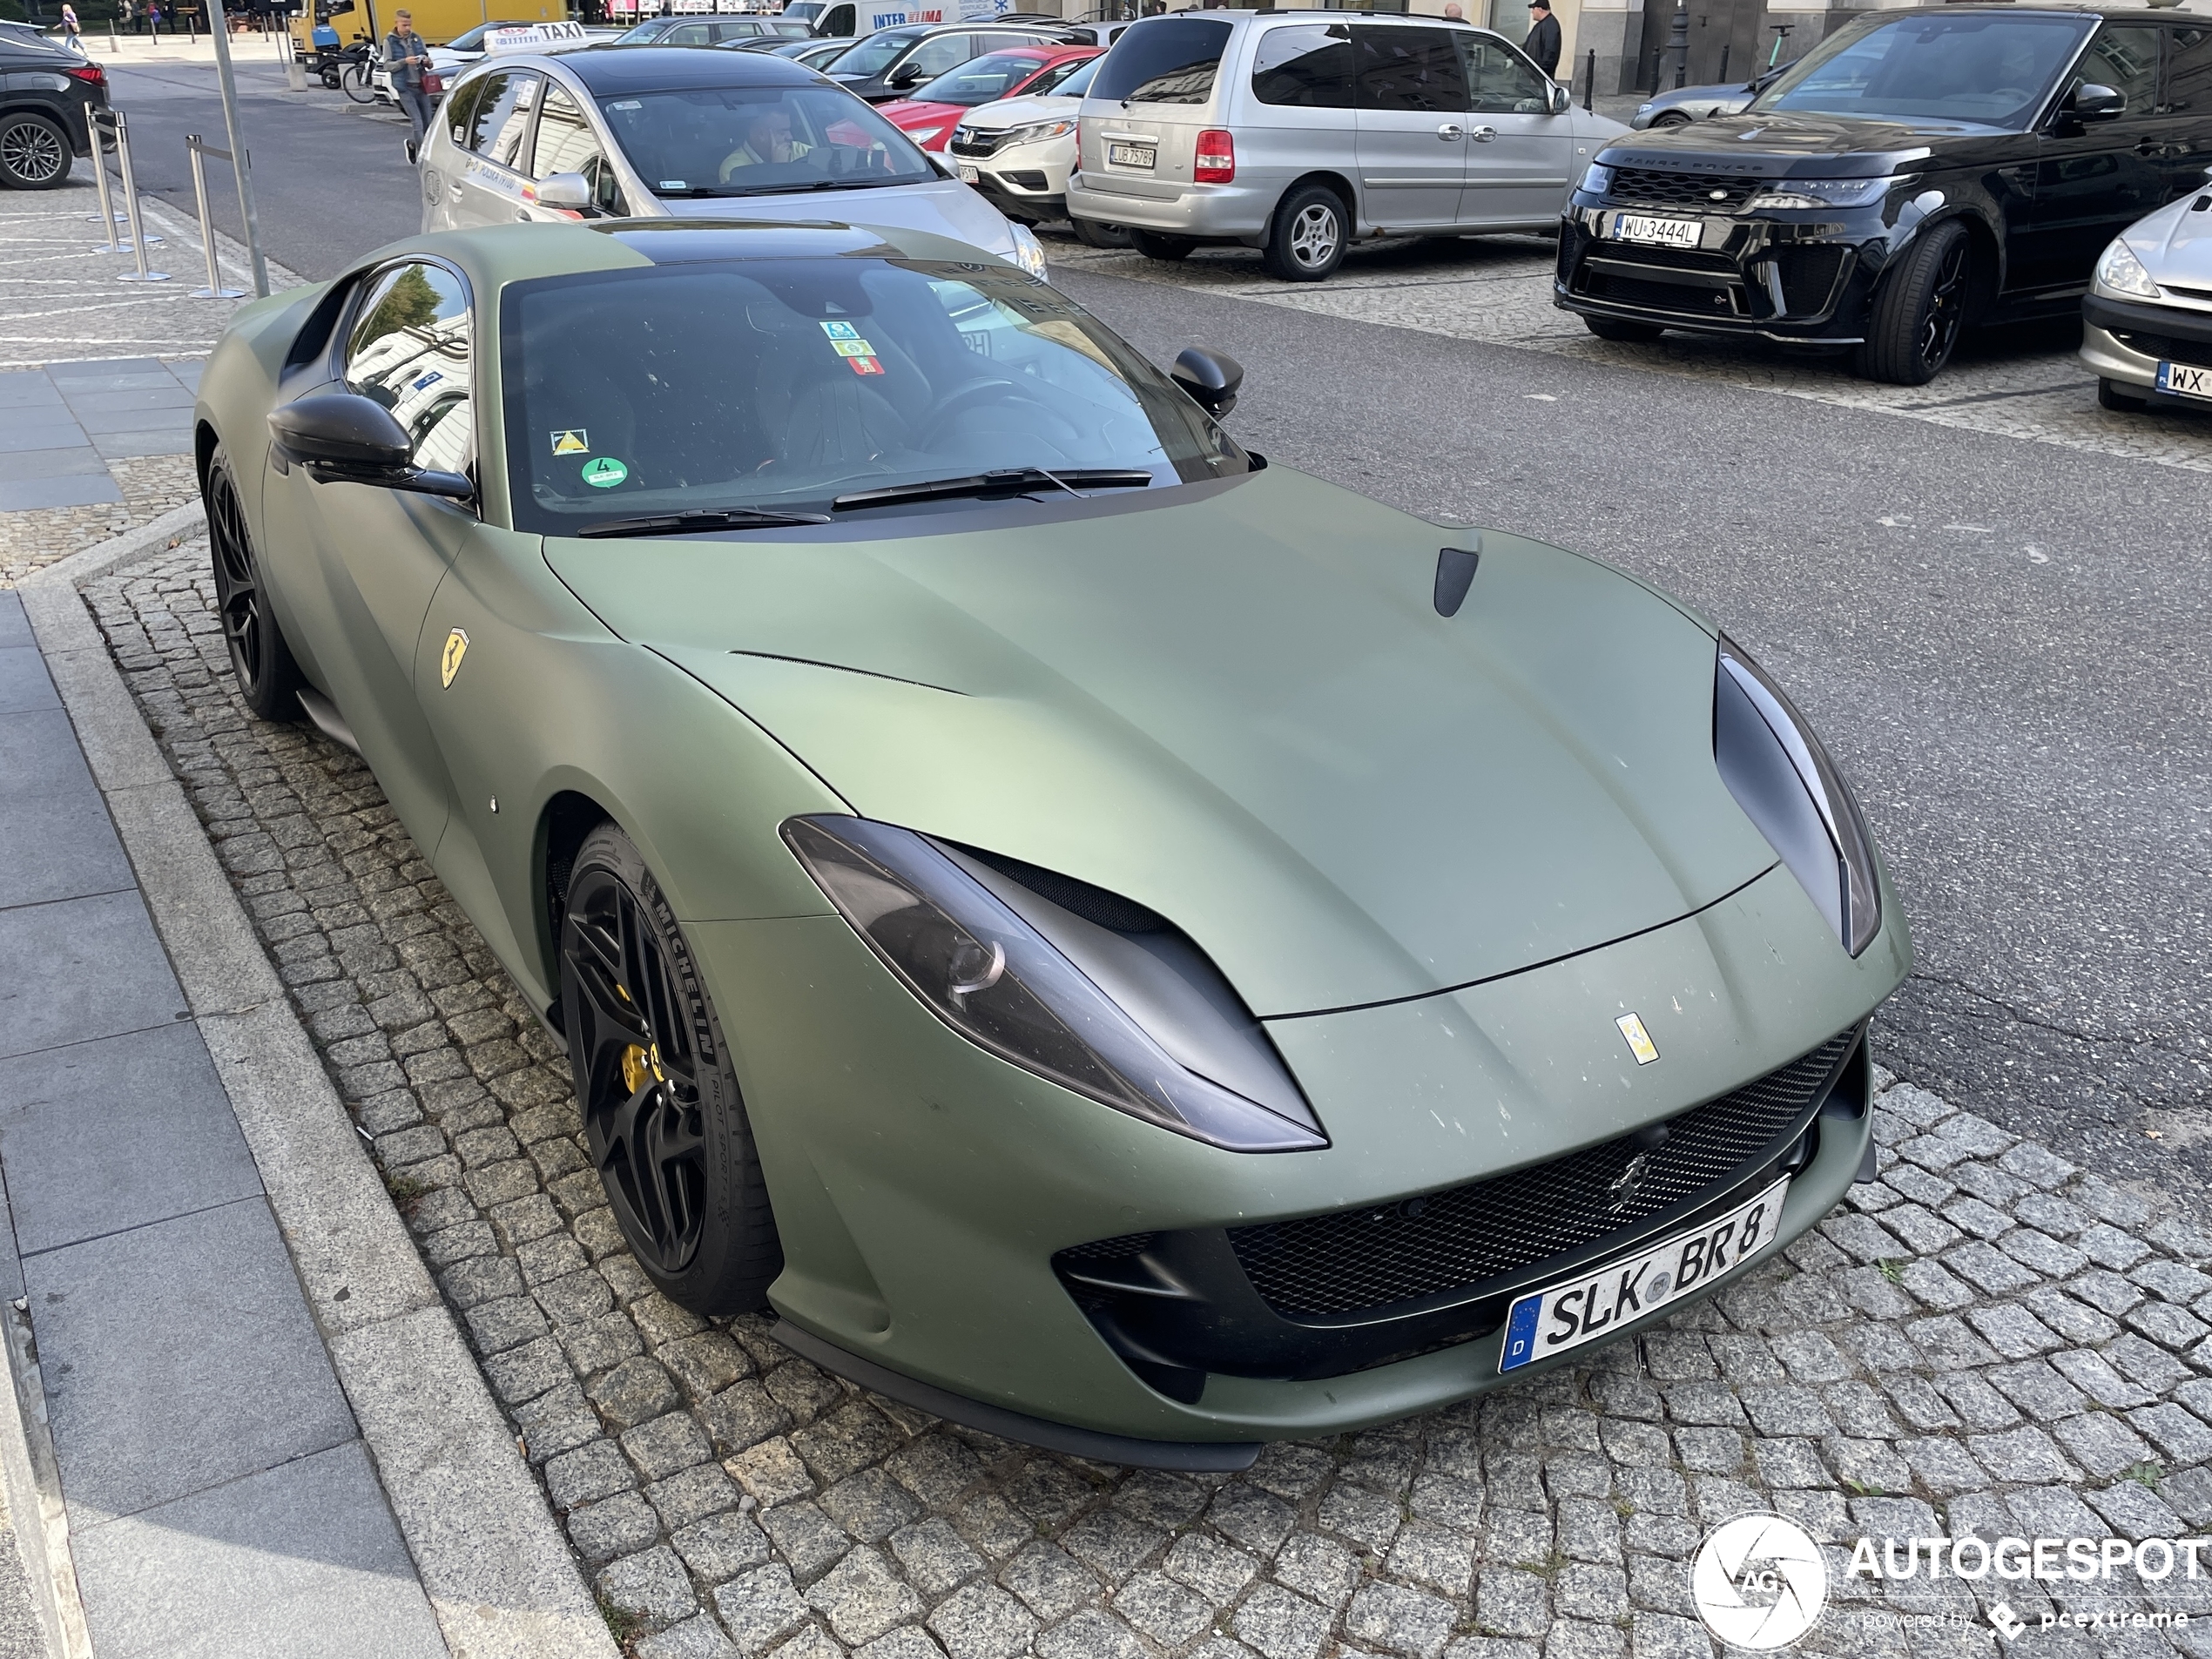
1854, 219, 1973, 386
204, 445, 305, 720
559, 824, 781, 1312
1129, 228, 1194, 262
0, 112, 71, 190
1263, 182, 1348, 282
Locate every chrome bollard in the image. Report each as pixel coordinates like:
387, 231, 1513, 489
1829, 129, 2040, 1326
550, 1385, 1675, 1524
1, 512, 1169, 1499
86, 116, 125, 251
185, 135, 246, 299
111, 111, 171, 283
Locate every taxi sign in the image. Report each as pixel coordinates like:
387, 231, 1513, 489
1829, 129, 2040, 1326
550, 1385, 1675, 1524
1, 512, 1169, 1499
485, 20, 590, 52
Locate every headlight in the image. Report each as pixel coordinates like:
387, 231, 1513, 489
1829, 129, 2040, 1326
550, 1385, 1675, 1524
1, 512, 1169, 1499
906, 125, 945, 146
783, 816, 1327, 1153
2095, 238, 2160, 300
1635, 102, 1653, 116
1578, 162, 1615, 195
1744, 176, 1894, 211
1003, 118, 1077, 146
1712, 639, 1880, 957
1006, 220, 1048, 280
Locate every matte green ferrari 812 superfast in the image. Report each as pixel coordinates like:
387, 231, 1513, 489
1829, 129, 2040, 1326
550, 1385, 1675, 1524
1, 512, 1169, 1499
192, 219, 1910, 1467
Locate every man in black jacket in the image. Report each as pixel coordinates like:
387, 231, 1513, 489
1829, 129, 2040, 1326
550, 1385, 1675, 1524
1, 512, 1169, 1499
1523, 0, 1561, 77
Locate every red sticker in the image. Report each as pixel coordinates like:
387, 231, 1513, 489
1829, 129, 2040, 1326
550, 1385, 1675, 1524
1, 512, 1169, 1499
847, 354, 885, 376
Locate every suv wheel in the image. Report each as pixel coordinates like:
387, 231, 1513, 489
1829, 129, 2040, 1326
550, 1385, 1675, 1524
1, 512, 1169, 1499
0, 111, 71, 191
1130, 229, 1193, 261
1852, 219, 1974, 386
1263, 183, 1347, 282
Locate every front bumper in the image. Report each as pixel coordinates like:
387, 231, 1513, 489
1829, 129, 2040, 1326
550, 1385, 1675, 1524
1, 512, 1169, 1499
693, 855, 1910, 1453
2080, 291, 2212, 390
1556, 199, 1889, 343
949, 138, 1074, 222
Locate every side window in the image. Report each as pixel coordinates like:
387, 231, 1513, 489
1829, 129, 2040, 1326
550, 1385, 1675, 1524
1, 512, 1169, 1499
826, 4, 853, 36
444, 74, 490, 146
665, 22, 712, 44
2079, 22, 2161, 118
1460, 35, 1549, 114
463, 71, 516, 152
531, 82, 625, 213
1251, 24, 1355, 108
905, 33, 974, 80
2164, 24, 2212, 113
1354, 25, 1465, 112
487, 71, 543, 169
343, 263, 474, 475
1028, 57, 1086, 96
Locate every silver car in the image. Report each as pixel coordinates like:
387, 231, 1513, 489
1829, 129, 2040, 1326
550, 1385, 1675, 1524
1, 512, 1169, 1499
1065, 12, 1625, 281
419, 45, 1046, 276
2080, 170, 2212, 414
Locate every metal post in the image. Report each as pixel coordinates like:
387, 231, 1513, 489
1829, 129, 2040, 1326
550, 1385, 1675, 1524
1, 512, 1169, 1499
1717, 41, 1729, 84
1667, 0, 1688, 89
1582, 45, 1595, 111
206, 0, 269, 296
87, 113, 126, 246
111, 112, 171, 280
185, 134, 246, 297
283, 22, 307, 87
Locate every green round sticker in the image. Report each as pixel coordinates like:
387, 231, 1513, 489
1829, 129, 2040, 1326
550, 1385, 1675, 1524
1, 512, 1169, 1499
581, 456, 628, 489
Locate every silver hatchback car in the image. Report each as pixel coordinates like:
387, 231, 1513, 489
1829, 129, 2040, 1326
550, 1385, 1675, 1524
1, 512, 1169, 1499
420, 45, 1045, 275
1066, 12, 1625, 280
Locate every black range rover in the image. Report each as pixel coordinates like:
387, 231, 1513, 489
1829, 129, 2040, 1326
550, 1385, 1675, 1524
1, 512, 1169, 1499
1556, 5, 2212, 383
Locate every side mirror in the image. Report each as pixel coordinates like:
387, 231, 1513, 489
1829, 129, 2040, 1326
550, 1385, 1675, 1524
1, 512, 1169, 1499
535, 170, 594, 212
1171, 346, 1242, 418
268, 394, 475, 502
889, 59, 925, 85
1549, 81, 1569, 115
2070, 80, 2125, 121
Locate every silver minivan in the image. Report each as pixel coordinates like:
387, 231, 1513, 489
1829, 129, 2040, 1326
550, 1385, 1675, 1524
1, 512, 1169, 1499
1066, 12, 1625, 280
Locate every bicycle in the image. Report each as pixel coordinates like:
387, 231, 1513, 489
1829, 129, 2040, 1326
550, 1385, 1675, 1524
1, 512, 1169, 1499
337, 34, 377, 101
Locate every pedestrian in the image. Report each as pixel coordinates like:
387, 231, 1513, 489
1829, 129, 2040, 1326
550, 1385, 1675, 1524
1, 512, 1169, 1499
384, 7, 435, 148
60, 2, 82, 50
1441, 3, 1463, 18
1523, 0, 1560, 77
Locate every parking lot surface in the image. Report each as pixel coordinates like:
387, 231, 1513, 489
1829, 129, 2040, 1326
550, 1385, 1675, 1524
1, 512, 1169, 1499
81, 542, 2212, 1659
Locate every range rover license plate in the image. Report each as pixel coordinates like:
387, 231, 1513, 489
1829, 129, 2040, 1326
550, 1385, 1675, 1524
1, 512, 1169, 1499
2156, 361, 2212, 401
1108, 142, 1157, 170
1608, 212, 1702, 249
1498, 1176, 1789, 1373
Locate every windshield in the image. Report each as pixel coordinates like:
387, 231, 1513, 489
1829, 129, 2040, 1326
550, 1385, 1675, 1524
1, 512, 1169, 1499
830, 28, 924, 77
502, 260, 1250, 535
1090, 17, 1231, 104
612, 20, 666, 44
1750, 11, 2090, 128
911, 51, 1054, 106
1056, 57, 1100, 98
596, 84, 934, 196
448, 21, 523, 51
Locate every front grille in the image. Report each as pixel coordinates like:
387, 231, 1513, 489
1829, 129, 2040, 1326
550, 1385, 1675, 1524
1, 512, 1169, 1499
1608, 166, 1764, 212
1599, 243, 1735, 273
1060, 1231, 1157, 1264
1227, 1031, 1855, 1318
1581, 269, 1741, 317
1775, 244, 1848, 316
2113, 328, 2212, 370
950, 129, 1007, 158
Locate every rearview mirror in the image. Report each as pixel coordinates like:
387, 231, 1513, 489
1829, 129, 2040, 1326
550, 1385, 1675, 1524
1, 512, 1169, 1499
268, 394, 475, 503
2070, 81, 2125, 120
1171, 347, 1243, 418
535, 171, 594, 212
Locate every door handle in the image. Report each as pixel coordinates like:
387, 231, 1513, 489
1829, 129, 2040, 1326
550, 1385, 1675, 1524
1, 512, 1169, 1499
1469, 125, 1497, 144
1437, 122, 1464, 140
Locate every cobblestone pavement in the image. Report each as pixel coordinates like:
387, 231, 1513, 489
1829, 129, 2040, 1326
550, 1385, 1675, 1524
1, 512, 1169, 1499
0, 451, 198, 588
84, 541, 2212, 1659
1041, 236, 2212, 476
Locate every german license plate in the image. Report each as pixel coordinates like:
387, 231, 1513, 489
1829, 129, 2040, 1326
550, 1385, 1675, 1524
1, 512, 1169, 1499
1108, 142, 1156, 170
956, 163, 980, 183
2156, 361, 2212, 400
1498, 1176, 1789, 1373
1607, 212, 1701, 249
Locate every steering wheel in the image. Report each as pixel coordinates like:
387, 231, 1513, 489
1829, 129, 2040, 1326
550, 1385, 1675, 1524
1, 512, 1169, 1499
922, 375, 1055, 428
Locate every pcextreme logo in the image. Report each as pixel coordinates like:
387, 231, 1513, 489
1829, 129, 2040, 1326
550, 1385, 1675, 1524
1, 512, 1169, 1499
1690, 1514, 1828, 1649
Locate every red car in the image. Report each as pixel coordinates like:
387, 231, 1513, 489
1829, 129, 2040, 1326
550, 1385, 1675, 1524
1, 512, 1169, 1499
878, 44, 1097, 153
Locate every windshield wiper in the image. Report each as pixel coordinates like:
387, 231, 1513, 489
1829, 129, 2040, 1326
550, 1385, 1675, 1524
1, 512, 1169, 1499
832, 469, 1155, 511
577, 509, 832, 538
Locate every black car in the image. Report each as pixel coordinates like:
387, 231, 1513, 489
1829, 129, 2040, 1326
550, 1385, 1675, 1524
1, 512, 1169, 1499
609, 15, 811, 47
0, 34, 105, 190
824, 20, 1074, 102
1556, 5, 2212, 384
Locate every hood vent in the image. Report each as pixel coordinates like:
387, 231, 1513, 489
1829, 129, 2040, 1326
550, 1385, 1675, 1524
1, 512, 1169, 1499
1434, 543, 1480, 618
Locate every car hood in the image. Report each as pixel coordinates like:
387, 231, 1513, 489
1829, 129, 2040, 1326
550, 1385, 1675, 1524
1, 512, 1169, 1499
544, 469, 1779, 1016
961, 90, 1079, 131
880, 98, 961, 125
1600, 111, 1979, 175
655, 177, 1014, 254
2127, 191, 2212, 287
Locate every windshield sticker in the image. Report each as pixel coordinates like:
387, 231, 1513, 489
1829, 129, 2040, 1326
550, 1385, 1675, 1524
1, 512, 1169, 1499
550, 428, 590, 455
413, 371, 444, 392
819, 320, 861, 341
848, 355, 886, 376
831, 339, 877, 358
581, 456, 629, 489
609, 98, 641, 110
658, 179, 687, 190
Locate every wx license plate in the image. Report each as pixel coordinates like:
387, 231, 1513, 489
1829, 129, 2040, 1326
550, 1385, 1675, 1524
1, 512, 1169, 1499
1108, 142, 1157, 170
1607, 212, 1702, 249
2156, 361, 2212, 401
1499, 1176, 1789, 1373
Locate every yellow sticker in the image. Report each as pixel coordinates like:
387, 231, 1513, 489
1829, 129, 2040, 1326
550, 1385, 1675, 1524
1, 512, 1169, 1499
550, 428, 590, 455
441, 628, 469, 689
831, 339, 876, 358
1616, 1013, 1659, 1066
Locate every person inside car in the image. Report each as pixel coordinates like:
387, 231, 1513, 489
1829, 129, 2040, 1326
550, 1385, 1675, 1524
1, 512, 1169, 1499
719, 106, 813, 179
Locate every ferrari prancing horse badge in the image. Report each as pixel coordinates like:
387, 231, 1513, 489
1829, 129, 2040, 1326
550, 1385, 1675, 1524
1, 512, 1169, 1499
441, 628, 469, 689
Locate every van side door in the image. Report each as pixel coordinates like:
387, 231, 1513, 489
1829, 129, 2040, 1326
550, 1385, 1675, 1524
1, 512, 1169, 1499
1352, 24, 1469, 231
1453, 32, 1575, 229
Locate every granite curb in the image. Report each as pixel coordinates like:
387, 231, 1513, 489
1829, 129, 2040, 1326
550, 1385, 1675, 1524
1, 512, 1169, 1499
18, 514, 617, 1659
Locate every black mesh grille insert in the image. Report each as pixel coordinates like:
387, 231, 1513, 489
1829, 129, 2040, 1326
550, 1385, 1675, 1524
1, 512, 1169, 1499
950, 131, 1008, 158
1581, 270, 1740, 315
1608, 167, 1764, 212
1777, 244, 1848, 316
2113, 329, 2212, 370
1226, 1031, 1854, 1318
1061, 1231, 1158, 1264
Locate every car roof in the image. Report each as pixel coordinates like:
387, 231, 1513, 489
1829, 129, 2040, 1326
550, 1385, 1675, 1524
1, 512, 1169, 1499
538, 44, 823, 91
